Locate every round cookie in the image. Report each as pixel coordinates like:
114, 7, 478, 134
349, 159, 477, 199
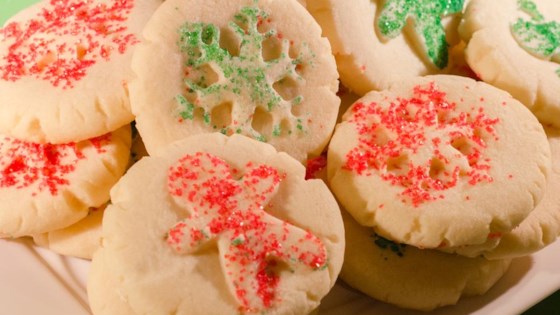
0, 126, 131, 238
130, 0, 340, 162
90, 133, 345, 315
88, 250, 136, 315
32, 205, 105, 260
306, 0, 465, 95
340, 211, 512, 311
0, 0, 163, 144
455, 127, 560, 259
459, 0, 560, 127
328, 75, 550, 249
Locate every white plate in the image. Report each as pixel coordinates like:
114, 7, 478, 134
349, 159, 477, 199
1, 237, 559, 315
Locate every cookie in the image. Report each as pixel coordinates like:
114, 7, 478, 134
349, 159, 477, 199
328, 75, 550, 249
453, 127, 560, 259
459, 0, 560, 127
32, 205, 105, 260
88, 250, 136, 315
0, 0, 162, 144
130, 0, 340, 162
0, 126, 131, 238
306, 0, 464, 95
89, 133, 345, 315
340, 211, 512, 311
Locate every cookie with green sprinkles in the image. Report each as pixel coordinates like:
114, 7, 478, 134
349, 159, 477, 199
88, 133, 344, 315
460, 0, 560, 127
0, 0, 163, 144
327, 75, 551, 250
130, 0, 339, 162
340, 211, 512, 311
306, 0, 465, 95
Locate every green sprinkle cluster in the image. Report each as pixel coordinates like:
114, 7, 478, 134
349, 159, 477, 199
175, 6, 309, 141
377, 0, 464, 69
512, 0, 560, 76
372, 234, 406, 257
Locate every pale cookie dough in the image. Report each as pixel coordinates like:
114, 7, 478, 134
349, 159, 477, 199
130, 0, 339, 162
32, 205, 105, 260
460, 0, 560, 127
0, 126, 131, 238
306, 0, 464, 95
328, 75, 550, 249
340, 211, 512, 311
88, 250, 136, 315
89, 133, 345, 315
452, 127, 560, 259
0, 0, 163, 144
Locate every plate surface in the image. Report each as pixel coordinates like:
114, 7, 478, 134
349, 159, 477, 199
1, 1, 559, 314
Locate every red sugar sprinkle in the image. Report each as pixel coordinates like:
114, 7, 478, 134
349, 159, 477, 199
305, 153, 327, 180
0, 0, 138, 88
0, 134, 111, 196
344, 82, 499, 206
166, 152, 327, 312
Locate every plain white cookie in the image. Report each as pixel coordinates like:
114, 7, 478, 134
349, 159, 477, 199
0, 0, 162, 143
460, 0, 560, 127
328, 75, 550, 249
340, 211, 512, 311
130, 0, 339, 162
307, 0, 464, 95
89, 133, 344, 315
0, 126, 131, 238
32, 205, 105, 260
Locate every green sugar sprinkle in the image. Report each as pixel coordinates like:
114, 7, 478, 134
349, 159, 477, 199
377, 0, 464, 69
174, 5, 312, 140
372, 234, 406, 257
512, 0, 560, 75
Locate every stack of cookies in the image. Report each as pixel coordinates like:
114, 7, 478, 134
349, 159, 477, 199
0, 0, 559, 314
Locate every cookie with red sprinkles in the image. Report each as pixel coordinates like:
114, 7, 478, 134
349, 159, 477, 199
0, 0, 163, 144
451, 127, 560, 259
129, 0, 340, 162
0, 126, 131, 238
328, 75, 551, 250
89, 133, 344, 315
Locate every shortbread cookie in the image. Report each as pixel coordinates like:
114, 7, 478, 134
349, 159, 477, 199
32, 205, 105, 260
0, 0, 162, 143
130, 0, 339, 162
89, 133, 344, 315
88, 250, 136, 315
453, 127, 560, 259
340, 211, 512, 311
328, 75, 550, 249
460, 0, 560, 127
0, 126, 131, 238
307, 0, 464, 95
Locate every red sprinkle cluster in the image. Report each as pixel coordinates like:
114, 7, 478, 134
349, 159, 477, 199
0, 134, 111, 196
305, 153, 327, 180
344, 82, 500, 206
166, 152, 327, 312
0, 0, 138, 88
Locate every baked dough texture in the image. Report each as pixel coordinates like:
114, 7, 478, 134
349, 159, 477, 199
0, 126, 131, 238
130, 0, 339, 162
0, 0, 163, 143
307, 0, 465, 95
32, 205, 105, 260
340, 211, 512, 311
460, 0, 560, 127
89, 133, 344, 315
328, 75, 550, 249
